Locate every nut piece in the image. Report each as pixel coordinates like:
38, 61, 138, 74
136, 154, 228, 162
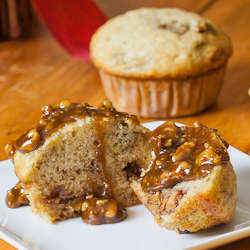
105, 202, 117, 218
172, 142, 196, 162
16, 129, 41, 153
194, 22, 217, 35
158, 21, 189, 35
41, 105, 53, 117
174, 161, 192, 175
103, 100, 114, 109
4, 141, 16, 159
81, 198, 127, 225
59, 100, 72, 109
164, 139, 172, 147
196, 146, 218, 166
164, 190, 184, 213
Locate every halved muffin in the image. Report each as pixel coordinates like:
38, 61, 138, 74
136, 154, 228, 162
131, 121, 237, 232
5, 101, 152, 223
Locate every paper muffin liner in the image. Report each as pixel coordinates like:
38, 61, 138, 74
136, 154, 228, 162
98, 64, 227, 118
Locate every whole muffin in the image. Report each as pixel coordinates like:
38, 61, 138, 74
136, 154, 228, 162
90, 8, 232, 118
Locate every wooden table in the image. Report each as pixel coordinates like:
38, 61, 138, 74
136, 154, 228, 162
1, 0, 250, 249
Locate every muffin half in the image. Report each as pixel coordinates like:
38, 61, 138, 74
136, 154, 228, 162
5, 101, 152, 223
131, 121, 237, 232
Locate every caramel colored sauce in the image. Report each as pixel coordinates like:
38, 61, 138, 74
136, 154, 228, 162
141, 121, 229, 192
94, 120, 114, 198
5, 182, 29, 208
81, 198, 128, 225
4, 141, 15, 160
5, 100, 139, 158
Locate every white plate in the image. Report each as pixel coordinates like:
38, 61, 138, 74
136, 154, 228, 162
1, 121, 250, 250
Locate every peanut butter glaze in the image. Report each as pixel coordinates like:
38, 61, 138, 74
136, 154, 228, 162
5, 101, 137, 224
141, 121, 229, 192
5, 182, 29, 208
81, 198, 128, 225
5, 100, 139, 158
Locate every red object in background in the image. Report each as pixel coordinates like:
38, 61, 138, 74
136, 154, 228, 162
31, 0, 107, 62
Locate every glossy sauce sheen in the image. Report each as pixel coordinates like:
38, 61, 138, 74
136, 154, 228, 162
81, 198, 128, 225
5, 100, 139, 157
141, 121, 229, 192
94, 121, 114, 198
5, 101, 135, 224
5, 182, 29, 208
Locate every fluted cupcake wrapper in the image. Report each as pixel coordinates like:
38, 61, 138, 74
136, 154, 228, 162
98, 64, 227, 118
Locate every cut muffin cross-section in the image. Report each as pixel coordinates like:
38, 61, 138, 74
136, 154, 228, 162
5, 101, 152, 223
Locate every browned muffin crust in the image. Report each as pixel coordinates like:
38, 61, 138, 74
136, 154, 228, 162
90, 8, 232, 118
90, 8, 232, 79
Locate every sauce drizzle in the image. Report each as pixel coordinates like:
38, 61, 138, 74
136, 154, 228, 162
141, 121, 229, 192
5, 100, 139, 158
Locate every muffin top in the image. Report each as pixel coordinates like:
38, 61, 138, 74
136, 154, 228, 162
90, 8, 232, 79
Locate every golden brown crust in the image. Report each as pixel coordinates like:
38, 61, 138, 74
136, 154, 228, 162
90, 8, 232, 79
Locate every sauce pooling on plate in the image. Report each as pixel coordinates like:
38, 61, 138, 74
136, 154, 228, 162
141, 121, 229, 192
81, 198, 128, 225
5, 182, 29, 208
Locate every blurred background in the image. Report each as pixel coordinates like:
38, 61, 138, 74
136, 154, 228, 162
1, 0, 250, 249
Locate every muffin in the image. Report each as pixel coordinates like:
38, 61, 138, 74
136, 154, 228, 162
131, 121, 237, 233
90, 8, 232, 118
5, 101, 152, 223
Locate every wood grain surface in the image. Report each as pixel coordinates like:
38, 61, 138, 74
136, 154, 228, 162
1, 0, 250, 249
